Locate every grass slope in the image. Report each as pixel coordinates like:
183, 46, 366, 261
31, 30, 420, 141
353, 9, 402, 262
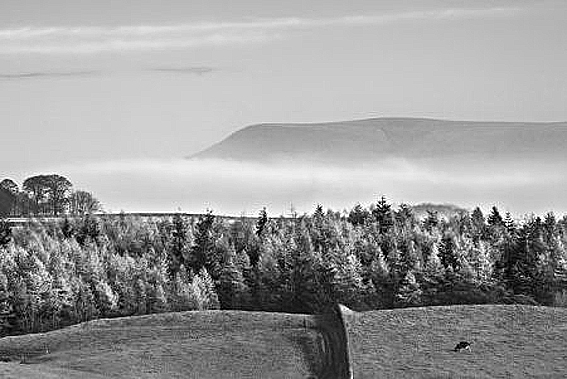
345, 305, 567, 379
2, 305, 565, 378
0, 311, 322, 379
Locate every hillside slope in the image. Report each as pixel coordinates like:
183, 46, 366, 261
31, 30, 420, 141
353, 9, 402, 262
1, 305, 566, 378
0, 311, 323, 379
344, 305, 567, 379
190, 118, 567, 164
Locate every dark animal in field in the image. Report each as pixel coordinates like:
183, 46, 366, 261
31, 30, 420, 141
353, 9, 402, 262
454, 341, 472, 352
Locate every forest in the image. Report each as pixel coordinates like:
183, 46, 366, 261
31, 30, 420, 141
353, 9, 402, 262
1, 197, 567, 337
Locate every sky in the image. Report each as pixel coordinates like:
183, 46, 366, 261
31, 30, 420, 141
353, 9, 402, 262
2, 0, 567, 216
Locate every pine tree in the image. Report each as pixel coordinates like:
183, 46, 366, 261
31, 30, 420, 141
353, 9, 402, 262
146, 253, 170, 314
471, 207, 486, 241
504, 212, 516, 234
255, 207, 268, 237
256, 240, 283, 311
395, 203, 415, 230
169, 265, 198, 311
134, 278, 147, 315
438, 233, 460, 273
74, 279, 98, 323
189, 211, 215, 274
0, 272, 16, 336
543, 212, 557, 243
94, 279, 118, 316
0, 219, 12, 247
395, 271, 423, 307
76, 214, 101, 246
169, 214, 189, 278
372, 196, 394, 234
348, 203, 370, 227
331, 252, 368, 308
468, 241, 493, 284
289, 223, 322, 312
501, 222, 543, 299
192, 268, 220, 310
423, 210, 439, 232
61, 217, 74, 239
487, 206, 504, 228
217, 253, 250, 310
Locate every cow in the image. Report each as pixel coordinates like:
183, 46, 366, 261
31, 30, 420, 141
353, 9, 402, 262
454, 341, 472, 352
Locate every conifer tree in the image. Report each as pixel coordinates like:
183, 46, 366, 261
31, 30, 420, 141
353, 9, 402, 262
373, 196, 394, 234
169, 214, 189, 278
147, 280, 168, 313
423, 210, 439, 232
395, 271, 423, 307
169, 265, 197, 311
487, 206, 504, 228
423, 242, 444, 280
0, 219, 11, 247
192, 267, 219, 310
288, 222, 323, 312
189, 211, 215, 274
256, 240, 283, 311
438, 233, 460, 273
0, 271, 16, 335
395, 203, 415, 230
471, 207, 485, 228
217, 252, 250, 310
504, 212, 516, 234
348, 203, 370, 227
255, 207, 268, 237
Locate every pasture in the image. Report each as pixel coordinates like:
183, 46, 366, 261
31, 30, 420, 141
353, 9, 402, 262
0, 311, 322, 379
346, 305, 567, 378
1, 305, 566, 378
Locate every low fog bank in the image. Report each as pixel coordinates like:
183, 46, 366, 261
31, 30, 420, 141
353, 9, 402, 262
52, 157, 567, 217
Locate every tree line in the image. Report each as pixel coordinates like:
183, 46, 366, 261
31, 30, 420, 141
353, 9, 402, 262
1, 198, 566, 337
0, 175, 101, 217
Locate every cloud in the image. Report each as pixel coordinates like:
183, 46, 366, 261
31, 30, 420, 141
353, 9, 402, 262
0, 70, 101, 80
150, 66, 218, 75
0, 7, 522, 54
50, 156, 565, 216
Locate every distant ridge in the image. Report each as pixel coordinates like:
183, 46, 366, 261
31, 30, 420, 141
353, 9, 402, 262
189, 118, 567, 164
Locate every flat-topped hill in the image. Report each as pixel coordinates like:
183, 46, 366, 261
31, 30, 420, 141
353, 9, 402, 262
190, 118, 567, 164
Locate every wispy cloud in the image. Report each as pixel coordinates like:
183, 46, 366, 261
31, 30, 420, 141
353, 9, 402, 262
0, 70, 101, 79
150, 66, 218, 75
0, 7, 522, 54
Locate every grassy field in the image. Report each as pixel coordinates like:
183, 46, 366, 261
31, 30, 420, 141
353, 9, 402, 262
0, 311, 322, 379
346, 305, 567, 379
1, 305, 566, 378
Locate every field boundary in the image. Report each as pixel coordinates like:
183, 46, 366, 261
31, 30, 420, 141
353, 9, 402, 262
336, 304, 355, 379
315, 304, 355, 379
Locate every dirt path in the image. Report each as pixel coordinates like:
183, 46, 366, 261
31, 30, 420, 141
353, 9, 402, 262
312, 304, 354, 379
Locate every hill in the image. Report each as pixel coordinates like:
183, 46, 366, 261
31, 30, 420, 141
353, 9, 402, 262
189, 118, 567, 164
0, 311, 324, 379
344, 305, 567, 378
1, 305, 566, 378
411, 203, 468, 220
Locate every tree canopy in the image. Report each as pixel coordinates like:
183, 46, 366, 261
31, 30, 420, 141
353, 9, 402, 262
0, 175, 101, 217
